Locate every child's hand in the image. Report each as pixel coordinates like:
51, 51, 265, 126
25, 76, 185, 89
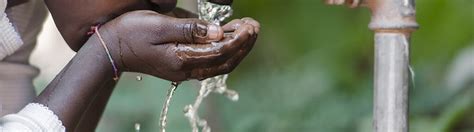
96, 10, 259, 81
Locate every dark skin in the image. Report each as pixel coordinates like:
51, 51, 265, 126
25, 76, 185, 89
75, 8, 202, 132
42, 0, 233, 51
6, 0, 27, 8
39, 12, 258, 130
6, 0, 259, 131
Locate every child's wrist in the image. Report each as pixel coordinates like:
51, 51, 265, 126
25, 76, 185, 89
82, 30, 123, 79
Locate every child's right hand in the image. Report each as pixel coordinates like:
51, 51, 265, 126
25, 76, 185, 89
94, 10, 259, 82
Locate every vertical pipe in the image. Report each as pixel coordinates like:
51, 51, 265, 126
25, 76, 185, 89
368, 0, 418, 132
325, 0, 418, 131
373, 33, 410, 132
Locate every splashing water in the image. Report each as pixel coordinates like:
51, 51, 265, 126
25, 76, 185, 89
184, 75, 239, 132
196, 0, 233, 93
182, 1, 239, 132
197, 0, 236, 100
159, 82, 180, 132
157, 1, 237, 132
197, 0, 233, 25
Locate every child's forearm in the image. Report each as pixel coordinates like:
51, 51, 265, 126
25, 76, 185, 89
74, 79, 116, 131
42, 0, 152, 51
34, 33, 120, 131
6, 0, 28, 8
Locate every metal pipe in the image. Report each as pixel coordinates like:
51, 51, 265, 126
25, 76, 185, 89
373, 32, 410, 132
326, 0, 418, 131
368, 0, 418, 132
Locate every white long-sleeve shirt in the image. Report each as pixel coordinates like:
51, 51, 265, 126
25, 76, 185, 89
0, 103, 66, 132
0, 0, 24, 60
0, 0, 65, 131
0, 0, 47, 117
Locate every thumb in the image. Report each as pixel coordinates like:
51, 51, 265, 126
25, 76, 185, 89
158, 18, 224, 44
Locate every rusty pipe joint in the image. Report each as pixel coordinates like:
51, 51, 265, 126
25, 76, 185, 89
325, 0, 420, 32
325, 0, 365, 8
367, 0, 419, 32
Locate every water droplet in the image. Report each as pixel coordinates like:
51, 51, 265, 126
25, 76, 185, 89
226, 90, 239, 102
136, 76, 142, 81
134, 123, 141, 132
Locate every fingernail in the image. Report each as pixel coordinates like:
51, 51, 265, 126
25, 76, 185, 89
246, 25, 255, 35
248, 27, 254, 35
207, 24, 223, 41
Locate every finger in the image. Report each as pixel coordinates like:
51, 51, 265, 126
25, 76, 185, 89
208, 0, 233, 5
175, 43, 224, 69
157, 18, 224, 44
174, 23, 253, 69
241, 17, 261, 33
178, 23, 252, 59
189, 35, 256, 80
222, 18, 260, 33
188, 60, 236, 80
222, 19, 245, 32
221, 24, 253, 52
225, 33, 257, 68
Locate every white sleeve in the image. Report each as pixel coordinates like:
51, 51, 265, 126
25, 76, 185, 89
0, 103, 66, 132
0, 0, 24, 60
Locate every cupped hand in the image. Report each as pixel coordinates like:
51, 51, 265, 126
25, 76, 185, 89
96, 10, 259, 82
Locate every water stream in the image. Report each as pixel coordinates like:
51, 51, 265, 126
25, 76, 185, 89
156, 1, 238, 131
159, 82, 180, 132
182, 1, 239, 132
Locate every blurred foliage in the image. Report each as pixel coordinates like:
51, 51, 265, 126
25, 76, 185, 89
40, 0, 474, 131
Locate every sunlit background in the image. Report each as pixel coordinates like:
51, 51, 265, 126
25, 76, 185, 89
31, 0, 473, 131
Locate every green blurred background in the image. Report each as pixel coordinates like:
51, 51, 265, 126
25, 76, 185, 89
34, 0, 474, 131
